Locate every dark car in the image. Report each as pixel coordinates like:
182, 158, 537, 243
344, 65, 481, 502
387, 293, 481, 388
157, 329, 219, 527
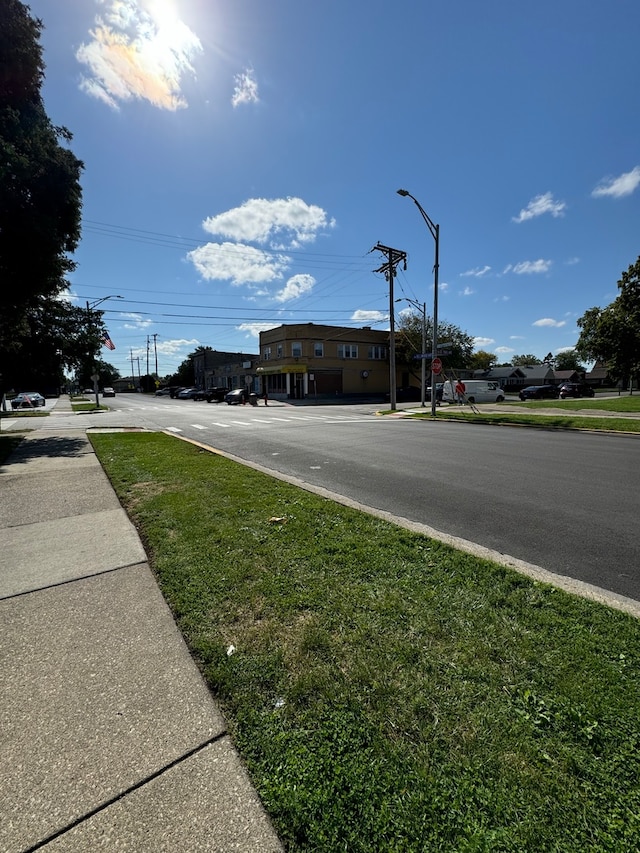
225, 388, 249, 405
518, 385, 560, 401
11, 391, 46, 409
206, 387, 228, 403
558, 382, 595, 399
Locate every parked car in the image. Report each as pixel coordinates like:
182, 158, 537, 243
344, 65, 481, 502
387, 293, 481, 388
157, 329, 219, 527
11, 391, 46, 409
518, 385, 560, 401
155, 388, 171, 396
225, 388, 249, 405
558, 382, 595, 399
206, 387, 228, 403
425, 383, 445, 402
177, 387, 199, 399
102, 387, 116, 397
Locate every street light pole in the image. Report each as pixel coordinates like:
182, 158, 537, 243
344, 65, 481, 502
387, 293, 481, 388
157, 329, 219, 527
397, 190, 440, 417
86, 295, 123, 408
396, 298, 427, 407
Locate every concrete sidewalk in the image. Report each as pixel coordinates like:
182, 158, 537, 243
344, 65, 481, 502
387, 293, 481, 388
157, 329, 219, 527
0, 405, 283, 851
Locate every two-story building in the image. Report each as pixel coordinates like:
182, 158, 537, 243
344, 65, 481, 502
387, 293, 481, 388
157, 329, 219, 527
191, 348, 260, 392
257, 323, 390, 400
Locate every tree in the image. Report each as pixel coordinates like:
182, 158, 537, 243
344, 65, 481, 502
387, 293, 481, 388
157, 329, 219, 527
469, 350, 497, 371
395, 312, 474, 376
511, 354, 542, 366
0, 0, 83, 385
553, 349, 586, 373
576, 257, 640, 389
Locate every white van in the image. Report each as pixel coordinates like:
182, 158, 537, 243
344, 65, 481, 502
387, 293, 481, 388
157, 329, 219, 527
442, 380, 505, 404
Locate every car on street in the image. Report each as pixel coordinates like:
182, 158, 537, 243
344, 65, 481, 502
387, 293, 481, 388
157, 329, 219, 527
102, 387, 116, 397
177, 387, 199, 399
518, 385, 560, 401
155, 387, 171, 396
225, 388, 250, 405
11, 391, 46, 409
206, 387, 228, 403
558, 382, 595, 399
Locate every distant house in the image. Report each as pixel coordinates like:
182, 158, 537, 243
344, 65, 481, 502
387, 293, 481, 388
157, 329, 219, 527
472, 364, 555, 392
585, 361, 613, 388
553, 369, 583, 385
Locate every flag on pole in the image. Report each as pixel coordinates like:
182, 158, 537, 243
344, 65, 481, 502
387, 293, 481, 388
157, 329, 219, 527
101, 330, 116, 351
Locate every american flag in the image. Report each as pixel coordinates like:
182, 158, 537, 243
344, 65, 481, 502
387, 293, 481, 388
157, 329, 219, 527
101, 330, 116, 351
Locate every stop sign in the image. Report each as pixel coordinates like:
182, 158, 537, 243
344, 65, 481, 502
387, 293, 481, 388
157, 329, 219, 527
431, 357, 442, 374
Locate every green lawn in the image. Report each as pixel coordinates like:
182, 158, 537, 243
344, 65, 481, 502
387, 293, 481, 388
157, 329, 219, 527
91, 432, 640, 853
512, 395, 640, 413
418, 410, 640, 433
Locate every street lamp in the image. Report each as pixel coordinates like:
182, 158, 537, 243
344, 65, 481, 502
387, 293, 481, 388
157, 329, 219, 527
396, 297, 427, 407
86, 295, 123, 407
397, 189, 440, 417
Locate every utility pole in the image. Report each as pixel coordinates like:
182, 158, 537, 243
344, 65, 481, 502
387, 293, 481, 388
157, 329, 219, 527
146, 336, 150, 379
372, 242, 407, 411
153, 333, 158, 379
130, 349, 135, 389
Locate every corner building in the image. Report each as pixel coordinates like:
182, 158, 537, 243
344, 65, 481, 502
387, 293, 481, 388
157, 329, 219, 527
258, 323, 390, 401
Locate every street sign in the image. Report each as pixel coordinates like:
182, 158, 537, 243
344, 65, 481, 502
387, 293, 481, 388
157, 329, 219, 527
432, 357, 443, 374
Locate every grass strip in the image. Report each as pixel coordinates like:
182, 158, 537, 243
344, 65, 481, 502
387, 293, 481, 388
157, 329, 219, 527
91, 432, 640, 852
414, 410, 640, 433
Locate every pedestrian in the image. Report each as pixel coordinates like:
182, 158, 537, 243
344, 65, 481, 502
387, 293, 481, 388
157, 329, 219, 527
455, 379, 466, 404
263, 388, 269, 406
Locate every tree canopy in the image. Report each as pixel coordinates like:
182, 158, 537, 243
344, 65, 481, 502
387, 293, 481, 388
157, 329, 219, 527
0, 0, 83, 389
576, 256, 640, 388
395, 312, 474, 376
511, 354, 542, 366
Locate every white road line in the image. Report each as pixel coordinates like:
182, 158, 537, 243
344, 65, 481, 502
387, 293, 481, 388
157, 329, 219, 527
191, 424, 207, 430
230, 421, 253, 427
210, 422, 231, 428
165, 426, 183, 433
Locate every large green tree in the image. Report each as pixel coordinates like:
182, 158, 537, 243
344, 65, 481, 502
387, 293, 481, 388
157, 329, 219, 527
395, 312, 474, 377
0, 0, 83, 386
511, 354, 542, 366
553, 348, 586, 373
576, 257, 640, 389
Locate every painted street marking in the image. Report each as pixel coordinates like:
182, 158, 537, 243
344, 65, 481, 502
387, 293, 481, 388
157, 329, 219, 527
165, 427, 183, 433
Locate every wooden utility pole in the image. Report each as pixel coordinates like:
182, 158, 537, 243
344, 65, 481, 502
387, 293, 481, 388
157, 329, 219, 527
372, 243, 407, 411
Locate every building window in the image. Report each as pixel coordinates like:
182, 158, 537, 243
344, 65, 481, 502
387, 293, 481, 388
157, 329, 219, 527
338, 344, 358, 359
291, 341, 302, 357
276, 343, 283, 358
263, 346, 272, 361
368, 345, 387, 360
314, 342, 324, 357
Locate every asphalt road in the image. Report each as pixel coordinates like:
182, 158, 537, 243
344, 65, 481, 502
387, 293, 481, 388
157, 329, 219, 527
59, 395, 640, 603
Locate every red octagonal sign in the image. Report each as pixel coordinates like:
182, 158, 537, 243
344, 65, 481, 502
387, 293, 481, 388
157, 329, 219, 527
431, 357, 443, 375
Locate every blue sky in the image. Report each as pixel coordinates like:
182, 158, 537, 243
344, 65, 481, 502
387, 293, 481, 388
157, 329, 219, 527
29, 0, 640, 377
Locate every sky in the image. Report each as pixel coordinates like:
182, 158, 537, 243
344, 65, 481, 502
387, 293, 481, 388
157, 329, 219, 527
27, 0, 640, 378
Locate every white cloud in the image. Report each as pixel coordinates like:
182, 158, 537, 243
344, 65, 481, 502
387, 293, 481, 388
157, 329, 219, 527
461, 265, 491, 277
122, 312, 152, 329
237, 322, 280, 338
493, 295, 510, 302
473, 337, 495, 348
187, 242, 290, 285
461, 286, 474, 296
533, 318, 566, 328
512, 192, 566, 223
592, 166, 640, 198
231, 67, 259, 107
76, 0, 203, 110
509, 335, 525, 340
351, 310, 387, 323
512, 259, 552, 274
495, 346, 514, 354
275, 274, 315, 303
565, 257, 580, 266
154, 338, 199, 356
202, 197, 335, 247
439, 282, 449, 292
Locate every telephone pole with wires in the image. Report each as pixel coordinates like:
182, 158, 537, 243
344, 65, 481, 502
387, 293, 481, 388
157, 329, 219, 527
372, 242, 407, 411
